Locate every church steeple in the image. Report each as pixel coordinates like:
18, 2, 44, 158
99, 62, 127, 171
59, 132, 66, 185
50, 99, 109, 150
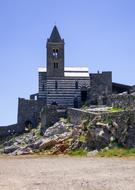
46, 26, 64, 77
49, 25, 62, 42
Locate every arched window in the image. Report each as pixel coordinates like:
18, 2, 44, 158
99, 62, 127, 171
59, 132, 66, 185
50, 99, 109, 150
54, 62, 58, 68
75, 81, 78, 89
53, 48, 58, 58
55, 81, 58, 89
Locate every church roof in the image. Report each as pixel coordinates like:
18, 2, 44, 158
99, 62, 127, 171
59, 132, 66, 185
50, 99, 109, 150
38, 67, 47, 72
49, 25, 62, 42
65, 67, 88, 72
38, 67, 89, 77
64, 67, 89, 77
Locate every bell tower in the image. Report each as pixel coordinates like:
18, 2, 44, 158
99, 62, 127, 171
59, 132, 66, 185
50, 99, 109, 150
46, 26, 64, 77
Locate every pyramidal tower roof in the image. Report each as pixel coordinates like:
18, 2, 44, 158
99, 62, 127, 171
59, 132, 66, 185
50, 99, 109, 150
48, 25, 62, 42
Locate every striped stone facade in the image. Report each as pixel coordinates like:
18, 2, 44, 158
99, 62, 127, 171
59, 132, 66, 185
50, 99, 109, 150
38, 73, 90, 107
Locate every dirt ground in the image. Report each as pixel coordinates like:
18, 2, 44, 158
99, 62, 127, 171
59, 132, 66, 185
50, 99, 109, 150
0, 156, 135, 190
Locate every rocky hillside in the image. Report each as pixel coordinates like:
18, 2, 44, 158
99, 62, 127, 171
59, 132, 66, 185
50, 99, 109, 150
0, 109, 135, 156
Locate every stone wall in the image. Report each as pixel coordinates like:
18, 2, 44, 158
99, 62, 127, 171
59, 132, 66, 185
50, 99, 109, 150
106, 94, 135, 109
68, 108, 135, 126
41, 105, 67, 130
0, 124, 18, 137
89, 71, 112, 104
67, 108, 99, 125
17, 98, 46, 130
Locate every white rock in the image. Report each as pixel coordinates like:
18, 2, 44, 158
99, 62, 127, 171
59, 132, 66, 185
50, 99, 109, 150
87, 150, 98, 157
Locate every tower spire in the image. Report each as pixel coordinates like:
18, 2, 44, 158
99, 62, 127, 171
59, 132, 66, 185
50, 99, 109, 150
49, 25, 62, 42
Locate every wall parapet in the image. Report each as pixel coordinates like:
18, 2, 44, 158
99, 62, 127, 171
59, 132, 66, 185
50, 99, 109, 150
67, 108, 135, 125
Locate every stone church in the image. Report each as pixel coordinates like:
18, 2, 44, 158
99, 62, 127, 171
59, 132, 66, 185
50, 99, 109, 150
38, 25, 90, 107
17, 26, 112, 129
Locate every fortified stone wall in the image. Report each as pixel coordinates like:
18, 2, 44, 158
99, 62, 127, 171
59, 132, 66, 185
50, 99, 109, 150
89, 71, 112, 104
17, 98, 46, 130
41, 105, 67, 130
68, 108, 135, 126
67, 108, 98, 125
106, 94, 135, 109
0, 124, 18, 137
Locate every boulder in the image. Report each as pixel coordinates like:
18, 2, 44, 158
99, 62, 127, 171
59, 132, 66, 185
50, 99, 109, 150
86, 126, 111, 151
44, 122, 69, 138
54, 143, 69, 153
87, 150, 98, 157
11, 147, 33, 155
39, 138, 57, 150
4, 145, 18, 154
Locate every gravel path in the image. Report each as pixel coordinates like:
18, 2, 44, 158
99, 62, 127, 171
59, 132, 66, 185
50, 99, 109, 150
0, 156, 135, 190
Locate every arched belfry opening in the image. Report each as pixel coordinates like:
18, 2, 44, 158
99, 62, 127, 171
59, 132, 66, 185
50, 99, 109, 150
81, 86, 87, 103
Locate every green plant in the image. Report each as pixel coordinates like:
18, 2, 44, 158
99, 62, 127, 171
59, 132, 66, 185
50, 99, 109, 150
98, 148, 135, 157
102, 116, 113, 125
107, 107, 124, 113
79, 135, 86, 142
60, 117, 71, 124
68, 149, 88, 156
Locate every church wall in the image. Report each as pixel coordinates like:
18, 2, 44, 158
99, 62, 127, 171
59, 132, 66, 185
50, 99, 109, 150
38, 76, 90, 106
38, 72, 47, 99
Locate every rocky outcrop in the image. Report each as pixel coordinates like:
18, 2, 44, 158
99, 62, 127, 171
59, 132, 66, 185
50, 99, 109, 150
0, 109, 135, 155
0, 120, 73, 155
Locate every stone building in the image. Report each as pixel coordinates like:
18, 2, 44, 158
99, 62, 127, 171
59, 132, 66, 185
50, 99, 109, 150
38, 26, 90, 107
17, 26, 112, 129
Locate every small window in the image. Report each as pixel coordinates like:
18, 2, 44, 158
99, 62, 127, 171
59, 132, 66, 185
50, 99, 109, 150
55, 81, 58, 89
75, 81, 78, 89
53, 48, 58, 58
54, 62, 58, 68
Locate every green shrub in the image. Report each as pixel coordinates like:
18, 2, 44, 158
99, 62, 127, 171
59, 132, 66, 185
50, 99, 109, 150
98, 148, 135, 157
79, 135, 86, 142
68, 149, 87, 156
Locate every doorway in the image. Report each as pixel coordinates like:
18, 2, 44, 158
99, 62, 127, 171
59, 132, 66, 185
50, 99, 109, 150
81, 86, 87, 102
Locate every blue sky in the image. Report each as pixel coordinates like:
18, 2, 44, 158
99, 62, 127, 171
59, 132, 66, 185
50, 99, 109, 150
0, 0, 135, 125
